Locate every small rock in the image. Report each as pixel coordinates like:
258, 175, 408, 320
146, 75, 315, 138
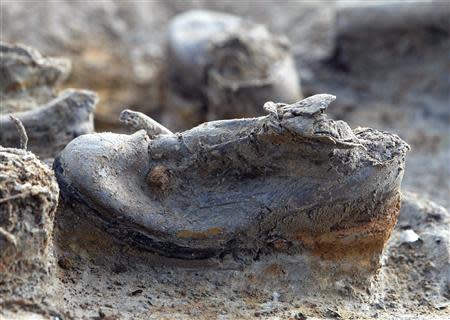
58, 256, 74, 270
294, 312, 307, 320
324, 308, 342, 319
111, 263, 127, 274
399, 229, 420, 243
129, 289, 143, 296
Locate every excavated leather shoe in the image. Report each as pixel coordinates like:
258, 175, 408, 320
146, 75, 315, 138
54, 94, 409, 267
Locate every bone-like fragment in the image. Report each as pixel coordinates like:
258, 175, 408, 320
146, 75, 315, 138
0, 42, 97, 159
120, 109, 173, 136
8, 115, 28, 150
163, 10, 302, 130
0, 147, 59, 295
55, 94, 409, 272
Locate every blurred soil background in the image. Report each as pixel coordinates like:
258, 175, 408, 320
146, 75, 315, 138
2, 0, 448, 209
2, 0, 449, 208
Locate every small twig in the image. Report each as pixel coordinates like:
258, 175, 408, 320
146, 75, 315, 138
9, 115, 28, 150
0, 192, 30, 204
0, 227, 17, 247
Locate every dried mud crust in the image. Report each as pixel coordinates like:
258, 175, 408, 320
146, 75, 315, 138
0, 147, 59, 304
